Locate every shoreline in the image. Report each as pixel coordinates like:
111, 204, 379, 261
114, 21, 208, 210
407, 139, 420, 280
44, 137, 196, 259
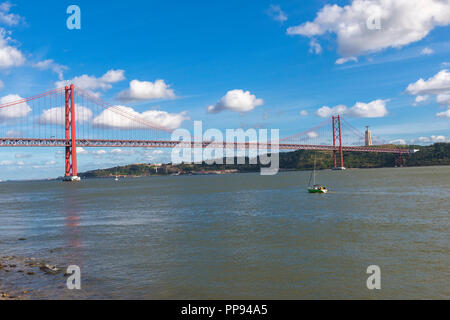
0, 254, 68, 300
0, 164, 449, 183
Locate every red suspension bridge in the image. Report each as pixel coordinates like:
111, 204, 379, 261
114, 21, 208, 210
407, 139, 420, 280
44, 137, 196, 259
0, 85, 416, 180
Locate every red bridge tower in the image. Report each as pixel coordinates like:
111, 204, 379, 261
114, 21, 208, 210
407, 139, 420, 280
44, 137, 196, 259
63, 84, 80, 181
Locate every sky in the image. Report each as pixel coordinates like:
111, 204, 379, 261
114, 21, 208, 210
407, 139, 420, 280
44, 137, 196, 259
0, 0, 449, 180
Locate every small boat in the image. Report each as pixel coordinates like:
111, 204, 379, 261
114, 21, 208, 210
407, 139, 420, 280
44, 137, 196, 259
307, 154, 328, 194
308, 184, 328, 194
115, 176, 119, 181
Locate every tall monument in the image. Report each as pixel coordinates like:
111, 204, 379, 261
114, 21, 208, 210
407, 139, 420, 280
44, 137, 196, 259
365, 126, 373, 146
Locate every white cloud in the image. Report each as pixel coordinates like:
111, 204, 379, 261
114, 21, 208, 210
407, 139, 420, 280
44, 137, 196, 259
117, 79, 175, 102
316, 99, 388, 118
421, 47, 434, 55
266, 5, 287, 22
0, 94, 31, 122
406, 69, 450, 95
417, 136, 431, 143
92, 149, 107, 155
389, 139, 407, 145
0, 160, 24, 166
111, 148, 135, 156
0, 28, 25, 68
299, 110, 308, 116
346, 99, 389, 118
336, 57, 357, 65
93, 105, 188, 131
287, 0, 450, 59
436, 93, 450, 105
436, 109, 450, 118
38, 104, 92, 125
56, 69, 125, 96
415, 95, 429, 103
76, 147, 88, 154
416, 135, 449, 143
207, 89, 264, 114
309, 38, 322, 54
430, 135, 448, 142
0, 2, 22, 26
33, 59, 68, 80
315, 104, 347, 118
307, 131, 319, 138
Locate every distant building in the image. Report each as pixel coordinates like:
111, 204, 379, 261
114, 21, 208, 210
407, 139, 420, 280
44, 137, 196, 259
365, 126, 373, 146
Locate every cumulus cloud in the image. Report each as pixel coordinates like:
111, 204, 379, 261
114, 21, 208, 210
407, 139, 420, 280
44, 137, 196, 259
406, 69, 450, 117
347, 99, 389, 118
0, 94, 31, 122
56, 69, 125, 96
286, 0, 450, 60
266, 5, 288, 22
38, 105, 93, 125
316, 99, 388, 118
315, 104, 347, 118
416, 135, 449, 143
414, 95, 429, 106
117, 79, 175, 102
436, 109, 450, 118
0, 2, 23, 26
207, 89, 264, 114
33, 59, 68, 80
436, 93, 450, 105
0, 28, 25, 68
406, 70, 450, 95
93, 105, 188, 131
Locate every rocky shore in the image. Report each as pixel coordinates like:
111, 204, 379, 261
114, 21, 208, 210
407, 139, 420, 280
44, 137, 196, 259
0, 254, 67, 300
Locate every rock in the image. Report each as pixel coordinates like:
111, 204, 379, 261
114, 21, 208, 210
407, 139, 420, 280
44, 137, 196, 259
27, 272, 34, 275
18, 238, 26, 241
40, 264, 60, 274
9, 264, 16, 268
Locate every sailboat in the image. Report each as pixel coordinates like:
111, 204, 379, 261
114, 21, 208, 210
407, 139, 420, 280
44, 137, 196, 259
308, 154, 328, 194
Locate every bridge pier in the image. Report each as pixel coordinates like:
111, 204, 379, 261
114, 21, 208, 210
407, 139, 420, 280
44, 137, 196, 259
332, 115, 346, 170
63, 84, 80, 182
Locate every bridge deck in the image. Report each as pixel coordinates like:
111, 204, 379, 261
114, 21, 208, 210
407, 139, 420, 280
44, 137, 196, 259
0, 138, 414, 154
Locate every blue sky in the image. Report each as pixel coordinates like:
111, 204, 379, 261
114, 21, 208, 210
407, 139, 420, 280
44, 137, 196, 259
0, 0, 449, 180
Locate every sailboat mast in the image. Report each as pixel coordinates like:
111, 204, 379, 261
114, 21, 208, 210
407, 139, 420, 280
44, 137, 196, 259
313, 154, 316, 185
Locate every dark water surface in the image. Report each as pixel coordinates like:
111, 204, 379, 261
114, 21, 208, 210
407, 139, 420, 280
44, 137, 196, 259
0, 166, 449, 299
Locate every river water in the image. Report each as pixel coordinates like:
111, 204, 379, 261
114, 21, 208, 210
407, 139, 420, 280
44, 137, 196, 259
0, 166, 449, 299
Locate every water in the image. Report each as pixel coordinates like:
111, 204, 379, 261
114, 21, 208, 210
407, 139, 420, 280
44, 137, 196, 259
0, 166, 449, 299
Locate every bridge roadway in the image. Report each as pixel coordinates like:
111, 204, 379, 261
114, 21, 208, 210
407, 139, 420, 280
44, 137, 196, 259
0, 138, 415, 154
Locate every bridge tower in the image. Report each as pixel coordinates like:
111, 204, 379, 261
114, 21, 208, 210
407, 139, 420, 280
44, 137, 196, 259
63, 84, 80, 182
332, 115, 345, 170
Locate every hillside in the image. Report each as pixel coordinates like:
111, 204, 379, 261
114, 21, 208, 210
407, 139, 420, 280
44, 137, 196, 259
79, 143, 450, 178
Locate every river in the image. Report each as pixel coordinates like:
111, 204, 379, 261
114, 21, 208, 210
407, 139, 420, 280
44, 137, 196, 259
0, 166, 449, 299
